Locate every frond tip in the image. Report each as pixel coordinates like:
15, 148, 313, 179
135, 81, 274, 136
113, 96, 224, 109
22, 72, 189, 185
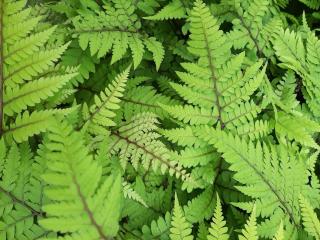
207, 194, 229, 240
239, 205, 258, 240
170, 194, 193, 240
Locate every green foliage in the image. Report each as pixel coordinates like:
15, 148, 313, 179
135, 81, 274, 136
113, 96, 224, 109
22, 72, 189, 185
145, 0, 189, 21
40, 121, 122, 239
1, 0, 77, 142
80, 66, 130, 136
71, 0, 165, 70
239, 205, 258, 240
299, 195, 320, 239
2, 0, 320, 239
207, 194, 229, 240
169, 194, 193, 240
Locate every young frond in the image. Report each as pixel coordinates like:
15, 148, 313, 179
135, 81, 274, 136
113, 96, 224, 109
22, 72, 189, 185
207, 194, 229, 240
239, 205, 258, 240
169, 194, 193, 240
272, 222, 284, 240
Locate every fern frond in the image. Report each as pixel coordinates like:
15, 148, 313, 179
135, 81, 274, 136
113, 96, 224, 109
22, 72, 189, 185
5, 43, 70, 87
0, 141, 49, 240
40, 120, 122, 239
274, 28, 320, 119
81, 66, 130, 135
162, 0, 266, 133
1, 0, 78, 140
197, 222, 209, 240
171, 146, 218, 168
144, 0, 187, 21
299, 0, 320, 9
4, 72, 77, 116
224, 0, 282, 58
109, 113, 192, 185
161, 104, 216, 126
161, 126, 209, 149
161, 0, 267, 192
207, 194, 229, 240
239, 205, 258, 240
272, 221, 284, 240
72, 1, 165, 69
3, 110, 69, 143
197, 127, 316, 232
141, 212, 171, 239
184, 188, 215, 223
121, 86, 179, 120
275, 113, 320, 149
299, 195, 320, 239
144, 37, 165, 71
123, 181, 148, 207
169, 194, 193, 240
273, 28, 306, 73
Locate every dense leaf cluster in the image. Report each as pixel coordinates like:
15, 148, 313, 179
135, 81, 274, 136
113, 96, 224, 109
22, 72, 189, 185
1, 0, 320, 239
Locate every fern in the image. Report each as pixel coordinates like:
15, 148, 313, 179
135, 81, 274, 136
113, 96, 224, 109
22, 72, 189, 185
139, 193, 285, 240
299, 195, 320, 239
239, 205, 258, 240
273, 27, 320, 118
123, 181, 148, 207
0, 0, 77, 141
4, 109, 72, 143
161, 0, 268, 193
3, 0, 320, 240
275, 112, 320, 149
144, 0, 188, 21
207, 194, 229, 240
299, 0, 320, 9
108, 113, 192, 185
163, 0, 267, 133
272, 222, 284, 240
169, 194, 193, 240
140, 212, 172, 239
197, 127, 320, 235
0, 139, 50, 239
222, 0, 283, 58
121, 85, 180, 120
72, 0, 165, 70
40, 120, 122, 239
80, 66, 130, 136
